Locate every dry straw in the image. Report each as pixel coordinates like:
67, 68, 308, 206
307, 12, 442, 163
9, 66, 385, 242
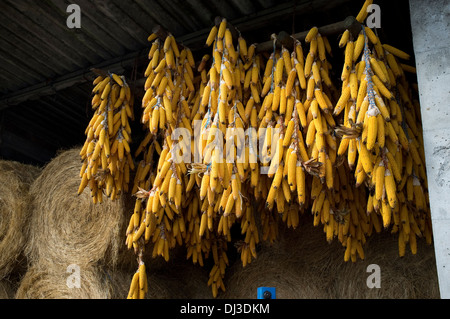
25, 148, 133, 269
0, 160, 41, 280
0, 280, 16, 299
327, 229, 440, 298
15, 263, 112, 299
221, 214, 439, 299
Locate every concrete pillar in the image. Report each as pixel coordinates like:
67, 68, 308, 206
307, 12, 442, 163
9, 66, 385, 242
409, 0, 450, 299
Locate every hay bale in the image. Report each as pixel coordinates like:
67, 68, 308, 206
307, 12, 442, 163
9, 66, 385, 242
15, 262, 112, 299
25, 148, 133, 269
328, 230, 440, 299
0, 160, 41, 279
221, 213, 439, 299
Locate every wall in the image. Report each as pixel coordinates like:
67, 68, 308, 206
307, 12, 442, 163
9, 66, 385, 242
409, 0, 450, 299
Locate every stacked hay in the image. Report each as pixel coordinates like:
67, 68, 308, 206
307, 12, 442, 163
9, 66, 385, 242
221, 214, 440, 299
0, 160, 41, 298
15, 263, 111, 299
25, 148, 131, 269
327, 230, 440, 298
16, 148, 134, 298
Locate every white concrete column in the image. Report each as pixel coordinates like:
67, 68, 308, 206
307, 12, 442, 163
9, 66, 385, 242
409, 0, 450, 299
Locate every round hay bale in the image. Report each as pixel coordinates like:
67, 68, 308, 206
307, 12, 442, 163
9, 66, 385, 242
328, 230, 440, 299
15, 262, 111, 299
25, 148, 133, 269
0, 160, 41, 279
221, 213, 439, 299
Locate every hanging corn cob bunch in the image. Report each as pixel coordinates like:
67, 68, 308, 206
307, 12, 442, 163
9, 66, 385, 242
298, 27, 366, 251
334, 0, 431, 260
194, 17, 259, 297
126, 31, 198, 299
79, 72, 134, 203
120, 0, 432, 299
257, 36, 307, 233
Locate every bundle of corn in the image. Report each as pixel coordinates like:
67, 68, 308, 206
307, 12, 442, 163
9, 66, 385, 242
26, 148, 133, 269
125, 29, 201, 299
78, 71, 135, 203
188, 18, 257, 297
334, 0, 431, 260
0, 160, 41, 280
127, 20, 284, 298
118, 0, 432, 299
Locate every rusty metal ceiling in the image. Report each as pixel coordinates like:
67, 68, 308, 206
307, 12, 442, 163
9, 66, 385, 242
0, 0, 413, 165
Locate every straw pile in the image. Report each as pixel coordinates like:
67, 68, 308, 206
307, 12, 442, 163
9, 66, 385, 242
327, 230, 440, 298
15, 262, 112, 299
16, 147, 132, 299
221, 214, 440, 299
25, 147, 133, 269
0, 160, 41, 280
